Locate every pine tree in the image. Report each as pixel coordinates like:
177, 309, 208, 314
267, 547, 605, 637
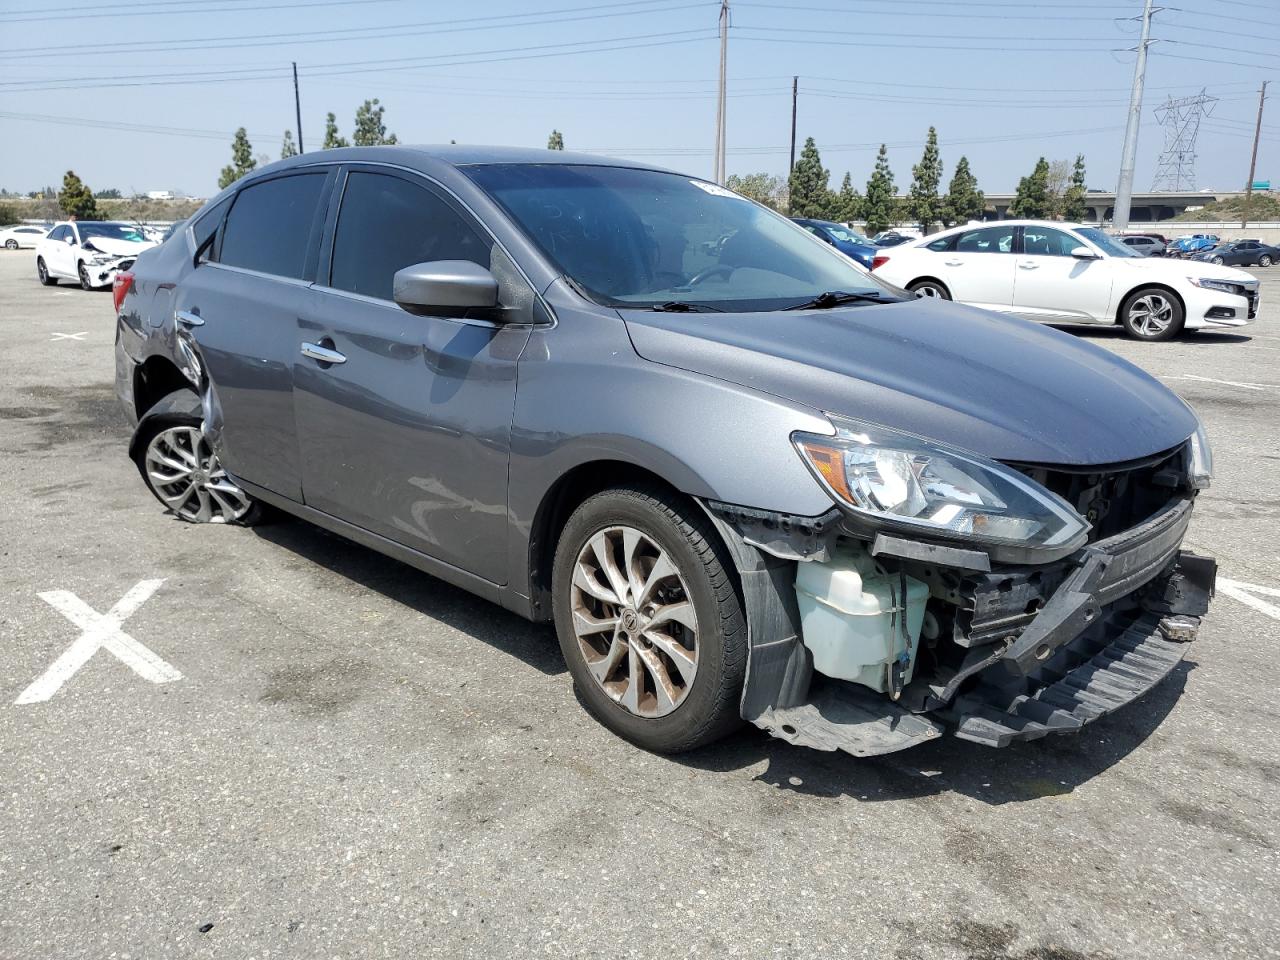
323, 112, 348, 149
907, 126, 943, 233
1010, 157, 1051, 219
58, 170, 99, 220
863, 144, 896, 235
217, 128, 257, 190
281, 130, 298, 159
835, 172, 861, 221
941, 155, 985, 226
788, 137, 830, 218
547, 129, 565, 150
1062, 154, 1088, 222
352, 99, 397, 146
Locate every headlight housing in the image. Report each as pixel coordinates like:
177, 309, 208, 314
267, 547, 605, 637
1188, 276, 1245, 295
1187, 409, 1213, 489
793, 416, 1090, 552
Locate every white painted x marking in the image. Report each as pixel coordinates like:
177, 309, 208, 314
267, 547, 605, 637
1217, 578, 1280, 623
50, 331, 87, 341
15, 579, 180, 704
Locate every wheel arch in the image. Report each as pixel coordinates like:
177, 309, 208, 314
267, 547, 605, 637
126, 384, 201, 462
1115, 281, 1186, 324
132, 354, 196, 424
908, 276, 951, 297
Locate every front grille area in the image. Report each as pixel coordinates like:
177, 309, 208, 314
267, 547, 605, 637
1014, 444, 1187, 543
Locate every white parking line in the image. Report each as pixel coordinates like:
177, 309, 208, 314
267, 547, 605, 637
49, 331, 87, 341
1217, 578, 1280, 623
1162, 374, 1272, 391
14, 579, 180, 704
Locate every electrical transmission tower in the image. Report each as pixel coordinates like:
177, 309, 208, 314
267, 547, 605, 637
1150, 90, 1217, 191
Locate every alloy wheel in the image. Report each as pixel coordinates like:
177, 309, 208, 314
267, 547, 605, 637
569, 525, 699, 719
78, 262, 91, 289
144, 426, 252, 523
914, 284, 944, 298
1262, 255, 1274, 267
37, 258, 47, 282
1129, 294, 1175, 337
4, 239, 16, 250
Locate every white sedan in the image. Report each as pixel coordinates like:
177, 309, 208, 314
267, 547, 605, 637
0, 224, 49, 250
35, 220, 157, 290
872, 219, 1259, 340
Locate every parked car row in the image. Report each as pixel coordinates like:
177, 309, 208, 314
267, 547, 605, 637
34, 221, 158, 289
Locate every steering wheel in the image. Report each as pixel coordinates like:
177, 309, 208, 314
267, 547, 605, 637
686, 264, 735, 287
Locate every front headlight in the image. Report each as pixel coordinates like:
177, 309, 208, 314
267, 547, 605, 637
1187, 410, 1213, 489
1188, 276, 1244, 295
793, 416, 1090, 551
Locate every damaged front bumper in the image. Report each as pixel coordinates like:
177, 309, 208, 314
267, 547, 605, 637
83, 256, 136, 289
708, 495, 1216, 757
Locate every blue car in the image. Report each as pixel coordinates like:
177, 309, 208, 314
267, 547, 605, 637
791, 217, 879, 269
1169, 234, 1219, 258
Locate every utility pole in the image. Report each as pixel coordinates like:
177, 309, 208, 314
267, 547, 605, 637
1242, 80, 1269, 230
789, 75, 798, 174
713, 0, 729, 184
1113, 0, 1156, 231
292, 61, 305, 153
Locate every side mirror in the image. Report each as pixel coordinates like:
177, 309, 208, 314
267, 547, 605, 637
1070, 246, 1099, 260
66, 235, 76, 245
393, 260, 499, 316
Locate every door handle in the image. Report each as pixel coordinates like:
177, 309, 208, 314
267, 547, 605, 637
175, 310, 204, 327
1018, 262, 1040, 270
944, 259, 963, 266
301, 341, 347, 365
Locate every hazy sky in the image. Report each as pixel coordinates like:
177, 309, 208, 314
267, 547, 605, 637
1, 0, 1275, 198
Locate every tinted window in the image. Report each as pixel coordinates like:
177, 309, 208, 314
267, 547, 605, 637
220, 173, 327, 280
1022, 228, 1080, 257
955, 226, 1014, 254
926, 236, 954, 252
48, 225, 70, 241
329, 172, 492, 301
191, 196, 232, 257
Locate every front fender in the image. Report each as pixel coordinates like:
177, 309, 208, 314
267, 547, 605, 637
126, 387, 201, 462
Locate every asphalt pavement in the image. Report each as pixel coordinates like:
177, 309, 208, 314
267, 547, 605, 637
1, 249, 1277, 959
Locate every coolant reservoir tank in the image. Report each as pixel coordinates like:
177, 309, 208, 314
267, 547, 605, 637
794, 545, 928, 693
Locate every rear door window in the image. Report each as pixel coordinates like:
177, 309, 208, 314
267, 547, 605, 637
955, 226, 1014, 254
219, 173, 327, 280
328, 171, 491, 302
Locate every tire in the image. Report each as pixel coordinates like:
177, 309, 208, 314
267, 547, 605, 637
1120, 287, 1185, 341
78, 261, 93, 291
1211, 256, 1224, 266
907, 279, 951, 300
1261, 255, 1274, 267
132, 398, 263, 525
551, 484, 746, 753
36, 257, 57, 286
4, 239, 17, 250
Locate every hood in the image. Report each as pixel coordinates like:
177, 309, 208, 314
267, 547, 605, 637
82, 236, 156, 257
1114, 255, 1254, 284
621, 298, 1197, 466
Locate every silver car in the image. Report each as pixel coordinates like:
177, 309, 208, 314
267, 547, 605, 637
114, 146, 1217, 757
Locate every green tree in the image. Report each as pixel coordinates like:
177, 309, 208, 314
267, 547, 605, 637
907, 126, 943, 233
547, 129, 565, 150
93, 187, 122, 199
941, 155, 985, 226
834, 171, 862, 221
352, 98, 397, 146
58, 170, 100, 220
863, 144, 896, 235
281, 129, 298, 159
788, 137, 831, 217
323, 112, 348, 149
217, 128, 257, 190
1010, 156, 1051, 219
1062, 154, 1087, 221
726, 172, 785, 210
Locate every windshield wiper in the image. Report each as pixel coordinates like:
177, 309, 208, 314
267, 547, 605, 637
651, 301, 725, 313
783, 290, 892, 310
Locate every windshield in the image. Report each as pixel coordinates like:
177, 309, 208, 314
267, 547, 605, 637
819, 223, 858, 243
465, 164, 898, 311
1078, 227, 1138, 258
78, 222, 150, 243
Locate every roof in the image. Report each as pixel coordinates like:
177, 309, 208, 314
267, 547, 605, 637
271, 143, 676, 173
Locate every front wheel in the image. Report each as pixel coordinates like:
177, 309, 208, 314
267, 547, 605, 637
133, 409, 262, 525
4, 239, 17, 250
908, 279, 951, 300
551, 485, 746, 753
36, 257, 57, 286
1121, 287, 1184, 341
1211, 256, 1225, 266
77, 261, 93, 290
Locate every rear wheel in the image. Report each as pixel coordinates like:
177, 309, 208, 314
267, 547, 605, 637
552, 485, 746, 753
1261, 254, 1274, 267
133, 403, 262, 525
1121, 287, 1184, 341
36, 257, 56, 286
908, 279, 950, 300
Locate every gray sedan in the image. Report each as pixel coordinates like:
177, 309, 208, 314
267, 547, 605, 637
114, 146, 1217, 759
